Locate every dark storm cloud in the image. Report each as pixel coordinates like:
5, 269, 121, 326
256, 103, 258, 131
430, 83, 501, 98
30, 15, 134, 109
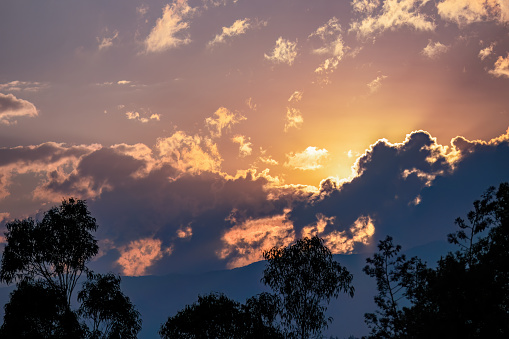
289, 130, 509, 251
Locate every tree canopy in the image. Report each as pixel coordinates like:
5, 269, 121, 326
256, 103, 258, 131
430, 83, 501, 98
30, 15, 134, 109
0, 198, 99, 305
364, 182, 509, 338
78, 272, 142, 339
159, 292, 283, 339
262, 236, 355, 339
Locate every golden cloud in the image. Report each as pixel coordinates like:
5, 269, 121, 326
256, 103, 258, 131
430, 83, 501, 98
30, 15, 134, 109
284, 107, 303, 132
219, 211, 295, 269
205, 107, 246, 138
264, 37, 298, 66
285, 146, 329, 170
117, 238, 172, 276
350, 0, 435, 37
489, 54, 509, 78
156, 131, 223, 173
144, 0, 195, 53
421, 40, 450, 59
437, 0, 509, 25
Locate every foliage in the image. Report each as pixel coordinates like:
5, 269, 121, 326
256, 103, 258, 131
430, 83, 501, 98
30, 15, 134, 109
365, 182, 509, 338
0, 280, 86, 338
242, 292, 285, 338
362, 236, 427, 338
0, 198, 99, 305
262, 236, 355, 339
159, 292, 283, 339
78, 272, 142, 339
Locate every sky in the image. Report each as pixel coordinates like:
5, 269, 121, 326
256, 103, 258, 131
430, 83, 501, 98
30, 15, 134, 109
1, 0, 509, 277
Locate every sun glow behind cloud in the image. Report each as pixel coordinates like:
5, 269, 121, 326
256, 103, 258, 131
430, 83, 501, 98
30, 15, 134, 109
0, 0, 508, 278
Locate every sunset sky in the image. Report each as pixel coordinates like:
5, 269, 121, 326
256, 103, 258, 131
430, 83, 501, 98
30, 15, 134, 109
1, 0, 509, 277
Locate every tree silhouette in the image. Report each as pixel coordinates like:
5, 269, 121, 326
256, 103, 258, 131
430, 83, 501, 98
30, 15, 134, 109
78, 272, 142, 339
365, 183, 509, 338
0, 280, 86, 338
0, 198, 98, 306
363, 236, 427, 338
262, 236, 354, 339
159, 292, 283, 339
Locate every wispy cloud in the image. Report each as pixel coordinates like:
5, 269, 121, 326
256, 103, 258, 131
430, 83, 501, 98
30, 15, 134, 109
232, 135, 253, 157
288, 91, 303, 103
421, 40, 450, 59
0, 81, 48, 92
208, 18, 265, 47
285, 146, 329, 170
264, 37, 298, 66
0, 93, 38, 125
489, 53, 509, 78
125, 111, 161, 123
350, 0, 435, 37
117, 238, 172, 276
437, 0, 509, 26
97, 29, 119, 50
284, 108, 303, 132
205, 107, 246, 138
479, 42, 496, 60
367, 75, 388, 93
144, 0, 195, 53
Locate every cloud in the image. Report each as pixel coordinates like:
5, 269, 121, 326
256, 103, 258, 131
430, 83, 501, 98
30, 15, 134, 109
2, 128, 509, 276
437, 0, 509, 25
117, 238, 172, 276
488, 53, 509, 78
479, 42, 496, 60
0, 81, 48, 92
310, 17, 347, 79
421, 40, 450, 59
350, 0, 435, 37
176, 224, 193, 239
157, 131, 223, 174
218, 211, 295, 269
246, 97, 257, 110
367, 75, 388, 93
288, 91, 303, 103
0, 142, 100, 201
285, 147, 329, 170
208, 18, 265, 47
144, 0, 195, 53
284, 107, 303, 132
352, 0, 381, 14
264, 37, 298, 66
0, 93, 38, 125
126, 111, 161, 123
232, 135, 253, 157
205, 107, 246, 138
97, 30, 119, 50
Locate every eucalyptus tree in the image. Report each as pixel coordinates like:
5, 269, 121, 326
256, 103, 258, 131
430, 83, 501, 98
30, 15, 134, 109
0, 198, 99, 306
262, 236, 355, 339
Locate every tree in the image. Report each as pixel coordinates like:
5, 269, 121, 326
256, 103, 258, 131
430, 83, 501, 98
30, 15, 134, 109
0, 198, 99, 306
262, 236, 355, 339
78, 272, 142, 339
365, 183, 509, 338
0, 280, 86, 338
159, 292, 244, 339
403, 182, 509, 338
242, 292, 285, 338
159, 292, 283, 339
362, 236, 427, 338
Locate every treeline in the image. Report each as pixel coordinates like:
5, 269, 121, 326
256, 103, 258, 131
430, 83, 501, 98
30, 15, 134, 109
0, 183, 508, 338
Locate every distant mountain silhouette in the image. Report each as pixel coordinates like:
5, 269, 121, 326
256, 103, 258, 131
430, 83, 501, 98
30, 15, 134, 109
0, 240, 452, 338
